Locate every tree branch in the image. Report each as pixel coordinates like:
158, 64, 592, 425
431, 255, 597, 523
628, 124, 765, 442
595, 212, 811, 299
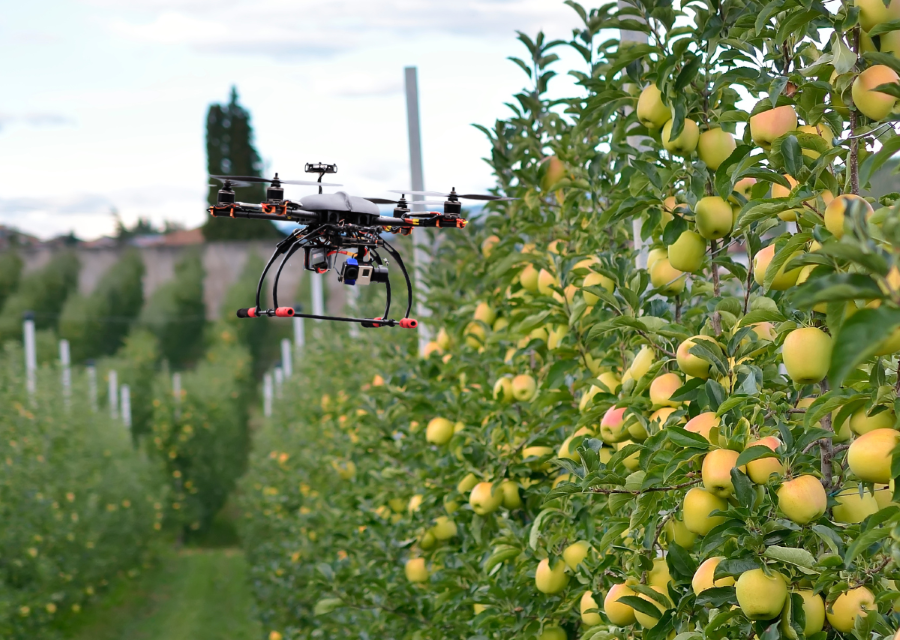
589, 477, 701, 495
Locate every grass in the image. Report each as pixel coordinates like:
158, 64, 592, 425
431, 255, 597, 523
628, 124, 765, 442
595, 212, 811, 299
57, 546, 262, 640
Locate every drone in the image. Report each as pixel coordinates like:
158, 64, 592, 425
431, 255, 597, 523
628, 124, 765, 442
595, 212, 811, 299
208, 163, 515, 328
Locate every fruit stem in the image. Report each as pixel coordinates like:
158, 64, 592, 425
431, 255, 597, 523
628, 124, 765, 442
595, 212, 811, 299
850, 25, 860, 196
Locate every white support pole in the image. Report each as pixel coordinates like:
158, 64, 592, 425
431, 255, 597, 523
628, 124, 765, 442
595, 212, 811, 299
310, 275, 324, 319
274, 366, 284, 399
121, 384, 131, 429
87, 363, 98, 412
172, 372, 182, 420
404, 66, 433, 354
108, 370, 118, 420
59, 339, 72, 408
293, 316, 305, 352
23, 313, 36, 396
263, 373, 273, 417
281, 338, 293, 378
619, 1, 650, 269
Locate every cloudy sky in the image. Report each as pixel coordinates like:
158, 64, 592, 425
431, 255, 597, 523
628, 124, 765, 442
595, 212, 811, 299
1, 0, 582, 240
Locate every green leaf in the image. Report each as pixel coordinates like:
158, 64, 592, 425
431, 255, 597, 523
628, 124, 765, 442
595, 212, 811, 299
484, 545, 522, 572
731, 467, 756, 508
675, 55, 703, 91
781, 135, 802, 177
792, 273, 885, 309
714, 557, 761, 579
843, 526, 890, 565
829, 306, 900, 387
617, 595, 666, 620
833, 34, 858, 74
764, 546, 818, 574
736, 445, 778, 467
667, 542, 698, 578
314, 598, 344, 615
869, 18, 900, 35
666, 426, 712, 449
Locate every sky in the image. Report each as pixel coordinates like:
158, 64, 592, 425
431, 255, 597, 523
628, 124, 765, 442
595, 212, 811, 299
0, 0, 583, 240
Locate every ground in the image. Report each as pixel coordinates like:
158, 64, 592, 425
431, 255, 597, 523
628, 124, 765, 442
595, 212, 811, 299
58, 547, 262, 640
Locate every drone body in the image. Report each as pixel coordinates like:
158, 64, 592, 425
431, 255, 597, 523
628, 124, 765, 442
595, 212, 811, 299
208, 163, 513, 329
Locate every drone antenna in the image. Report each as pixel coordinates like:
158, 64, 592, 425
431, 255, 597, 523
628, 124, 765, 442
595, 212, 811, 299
317, 171, 323, 195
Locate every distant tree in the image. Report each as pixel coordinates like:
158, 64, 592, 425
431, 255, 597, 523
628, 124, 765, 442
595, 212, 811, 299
0, 252, 23, 312
203, 86, 281, 240
0, 251, 80, 343
59, 250, 145, 362
139, 251, 206, 367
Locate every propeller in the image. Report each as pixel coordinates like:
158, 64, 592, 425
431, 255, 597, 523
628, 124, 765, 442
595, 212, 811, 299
388, 187, 516, 201
209, 177, 254, 188
211, 174, 342, 187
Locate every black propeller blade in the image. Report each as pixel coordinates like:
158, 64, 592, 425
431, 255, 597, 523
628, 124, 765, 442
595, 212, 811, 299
388, 188, 516, 201
211, 175, 341, 187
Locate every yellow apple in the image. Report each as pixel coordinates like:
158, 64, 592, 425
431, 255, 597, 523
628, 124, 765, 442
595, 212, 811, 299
436, 327, 451, 350
662, 118, 700, 155
853, 65, 900, 121
493, 377, 513, 403
511, 374, 537, 402
581, 590, 602, 626
432, 516, 457, 540
541, 156, 566, 191
668, 230, 706, 273
547, 324, 567, 350
637, 84, 670, 129
833, 485, 879, 523
648, 557, 672, 590
665, 516, 698, 549
848, 428, 900, 483
650, 257, 687, 295
647, 247, 668, 271
795, 589, 826, 636
692, 556, 735, 595
522, 446, 554, 471
827, 587, 876, 632
745, 436, 785, 484
730, 177, 757, 205
426, 417, 455, 445
696, 196, 734, 239
600, 406, 631, 443
563, 540, 591, 570
408, 494, 423, 513
559, 426, 592, 461
405, 557, 429, 582
749, 105, 798, 150
537, 268, 558, 296
702, 448, 744, 498
736, 568, 787, 620
535, 558, 569, 594
824, 193, 875, 238
856, 0, 900, 31
782, 327, 831, 384
616, 439, 641, 471
771, 174, 801, 222
750, 322, 776, 341
457, 472, 479, 493
604, 582, 637, 625
481, 235, 500, 258
649, 372, 683, 407
850, 407, 896, 435
777, 475, 827, 524
469, 482, 503, 515
634, 585, 671, 628
753, 244, 802, 291
583, 271, 614, 305
473, 301, 496, 325
464, 322, 486, 348
648, 407, 677, 431
597, 371, 621, 394
537, 625, 566, 640
698, 127, 737, 170
520, 264, 539, 292
677, 335, 716, 379
686, 412, 720, 442
500, 480, 522, 509
797, 123, 834, 159
683, 487, 728, 535
874, 482, 895, 510
629, 346, 656, 380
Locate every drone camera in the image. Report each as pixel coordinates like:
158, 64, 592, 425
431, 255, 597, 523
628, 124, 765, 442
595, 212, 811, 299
339, 258, 388, 286
304, 246, 335, 273
305, 163, 337, 175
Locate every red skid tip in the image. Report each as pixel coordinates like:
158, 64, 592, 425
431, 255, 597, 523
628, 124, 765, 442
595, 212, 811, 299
275, 307, 295, 317
399, 318, 418, 329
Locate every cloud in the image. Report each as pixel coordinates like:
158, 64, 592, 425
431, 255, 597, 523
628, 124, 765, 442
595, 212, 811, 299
98, 0, 574, 59
0, 112, 75, 131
